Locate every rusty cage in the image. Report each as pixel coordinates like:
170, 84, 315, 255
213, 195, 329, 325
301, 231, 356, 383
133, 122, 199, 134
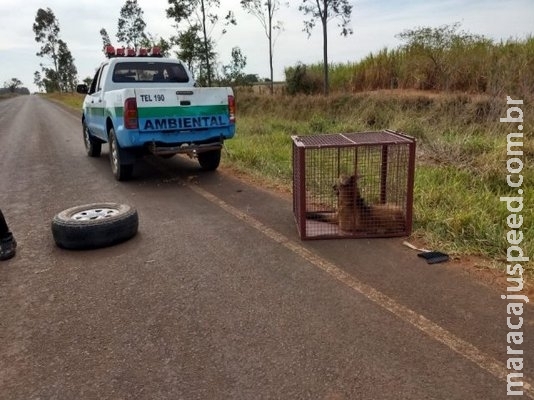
292, 130, 416, 240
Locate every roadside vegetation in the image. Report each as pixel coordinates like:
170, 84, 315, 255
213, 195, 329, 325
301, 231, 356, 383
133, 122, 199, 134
285, 25, 534, 100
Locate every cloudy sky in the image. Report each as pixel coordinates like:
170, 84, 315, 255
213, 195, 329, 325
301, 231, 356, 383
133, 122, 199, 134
0, 0, 533, 92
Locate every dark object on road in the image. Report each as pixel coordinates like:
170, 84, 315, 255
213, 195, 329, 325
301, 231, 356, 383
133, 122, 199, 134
52, 203, 138, 250
0, 209, 16, 261
417, 251, 450, 264
403, 241, 449, 265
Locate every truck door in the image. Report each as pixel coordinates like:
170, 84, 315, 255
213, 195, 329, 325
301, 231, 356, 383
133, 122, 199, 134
85, 64, 108, 139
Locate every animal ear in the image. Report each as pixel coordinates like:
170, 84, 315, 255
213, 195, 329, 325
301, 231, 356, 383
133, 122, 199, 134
339, 175, 351, 186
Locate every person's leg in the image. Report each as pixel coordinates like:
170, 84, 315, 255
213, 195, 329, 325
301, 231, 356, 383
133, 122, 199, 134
0, 209, 16, 261
0, 209, 9, 238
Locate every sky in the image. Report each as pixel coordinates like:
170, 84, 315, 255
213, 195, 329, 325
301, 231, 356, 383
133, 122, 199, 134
0, 0, 533, 92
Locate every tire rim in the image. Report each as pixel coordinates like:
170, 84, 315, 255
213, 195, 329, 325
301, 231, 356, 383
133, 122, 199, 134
71, 207, 120, 221
110, 135, 119, 173
83, 126, 91, 150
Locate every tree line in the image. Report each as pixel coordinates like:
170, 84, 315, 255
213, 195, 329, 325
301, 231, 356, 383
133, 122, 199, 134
29, 0, 353, 95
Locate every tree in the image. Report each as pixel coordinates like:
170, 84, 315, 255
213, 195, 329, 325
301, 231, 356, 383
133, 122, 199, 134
34, 71, 44, 92
100, 28, 112, 54
83, 76, 93, 87
221, 47, 247, 86
172, 25, 204, 74
241, 0, 284, 94
4, 78, 23, 93
167, 0, 236, 86
299, 0, 353, 95
57, 40, 78, 92
117, 0, 147, 50
139, 33, 172, 57
33, 8, 77, 92
41, 68, 60, 93
33, 8, 61, 91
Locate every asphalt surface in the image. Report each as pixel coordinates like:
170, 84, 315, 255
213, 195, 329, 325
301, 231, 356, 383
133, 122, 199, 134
0, 95, 532, 399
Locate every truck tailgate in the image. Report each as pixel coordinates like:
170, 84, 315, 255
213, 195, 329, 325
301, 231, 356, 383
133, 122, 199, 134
135, 88, 231, 133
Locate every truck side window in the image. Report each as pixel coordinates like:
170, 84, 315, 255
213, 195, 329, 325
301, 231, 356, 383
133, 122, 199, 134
167, 64, 189, 83
97, 64, 109, 92
88, 68, 100, 95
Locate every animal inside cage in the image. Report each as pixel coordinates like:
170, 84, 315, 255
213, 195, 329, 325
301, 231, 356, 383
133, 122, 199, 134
292, 130, 416, 240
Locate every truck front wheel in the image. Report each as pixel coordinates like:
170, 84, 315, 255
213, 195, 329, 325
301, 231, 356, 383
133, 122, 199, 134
109, 128, 133, 181
198, 149, 221, 171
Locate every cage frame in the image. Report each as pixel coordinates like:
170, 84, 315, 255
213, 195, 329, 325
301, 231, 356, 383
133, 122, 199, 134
292, 130, 416, 240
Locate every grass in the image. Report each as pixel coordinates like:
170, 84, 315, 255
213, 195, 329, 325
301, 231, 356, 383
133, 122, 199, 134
43, 92, 84, 109
286, 35, 534, 100
45, 90, 533, 280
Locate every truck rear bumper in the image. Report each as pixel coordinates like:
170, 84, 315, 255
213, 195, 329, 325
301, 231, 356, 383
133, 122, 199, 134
117, 126, 235, 148
148, 140, 222, 156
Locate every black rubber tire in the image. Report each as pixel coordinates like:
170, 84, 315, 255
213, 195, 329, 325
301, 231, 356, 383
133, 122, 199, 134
109, 128, 133, 181
83, 121, 102, 157
52, 202, 139, 250
198, 149, 221, 171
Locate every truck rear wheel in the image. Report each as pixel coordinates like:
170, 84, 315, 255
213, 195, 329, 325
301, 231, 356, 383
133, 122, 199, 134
198, 149, 221, 171
83, 121, 102, 157
109, 128, 133, 181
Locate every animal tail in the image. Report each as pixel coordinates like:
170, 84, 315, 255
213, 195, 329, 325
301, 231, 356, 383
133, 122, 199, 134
306, 212, 338, 224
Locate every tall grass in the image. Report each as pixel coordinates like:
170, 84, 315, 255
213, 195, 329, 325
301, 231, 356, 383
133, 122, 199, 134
286, 36, 534, 99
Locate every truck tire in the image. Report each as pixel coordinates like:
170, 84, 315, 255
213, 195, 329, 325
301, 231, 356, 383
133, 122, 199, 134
52, 202, 138, 250
83, 121, 102, 157
109, 128, 133, 181
198, 149, 221, 171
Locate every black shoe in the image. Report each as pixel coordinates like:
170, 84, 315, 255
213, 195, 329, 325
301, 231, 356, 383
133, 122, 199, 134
0, 233, 17, 261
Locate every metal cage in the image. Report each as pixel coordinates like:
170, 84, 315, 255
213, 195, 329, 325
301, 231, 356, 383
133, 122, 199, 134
292, 130, 416, 240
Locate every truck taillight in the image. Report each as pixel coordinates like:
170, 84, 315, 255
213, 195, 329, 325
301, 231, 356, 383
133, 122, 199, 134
228, 95, 236, 123
124, 98, 138, 129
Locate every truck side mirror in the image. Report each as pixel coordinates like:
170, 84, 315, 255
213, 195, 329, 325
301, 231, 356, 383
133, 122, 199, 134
76, 84, 88, 94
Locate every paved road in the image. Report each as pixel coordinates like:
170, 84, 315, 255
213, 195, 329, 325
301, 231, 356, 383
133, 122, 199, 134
0, 95, 532, 399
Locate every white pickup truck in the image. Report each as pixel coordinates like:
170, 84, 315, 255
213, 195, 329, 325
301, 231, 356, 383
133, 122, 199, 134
76, 46, 236, 180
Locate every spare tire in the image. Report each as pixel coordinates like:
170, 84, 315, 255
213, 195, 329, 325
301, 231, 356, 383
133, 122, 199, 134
52, 203, 138, 250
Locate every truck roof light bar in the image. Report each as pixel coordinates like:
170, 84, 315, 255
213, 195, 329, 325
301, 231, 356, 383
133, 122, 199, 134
148, 47, 161, 57
105, 45, 163, 59
105, 45, 115, 57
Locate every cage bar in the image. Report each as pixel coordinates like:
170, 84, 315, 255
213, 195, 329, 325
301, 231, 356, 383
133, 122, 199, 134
292, 130, 416, 240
